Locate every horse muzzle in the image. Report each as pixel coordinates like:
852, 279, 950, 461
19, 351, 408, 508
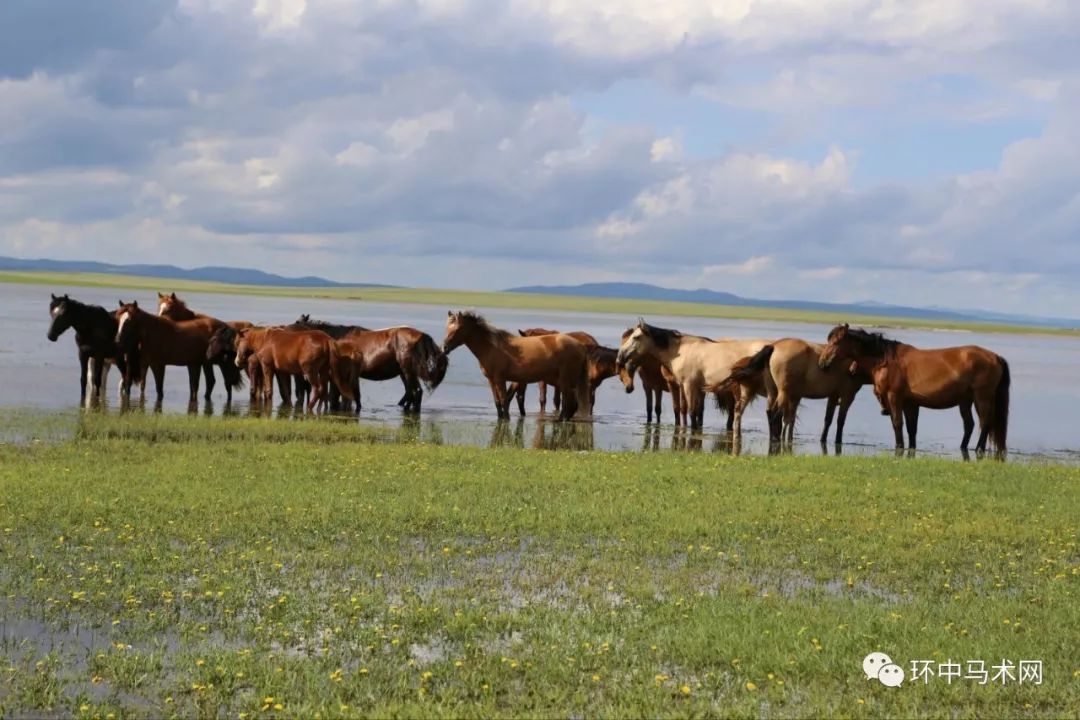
46, 331, 59, 342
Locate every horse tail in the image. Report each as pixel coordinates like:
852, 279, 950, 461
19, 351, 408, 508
329, 340, 356, 403
219, 354, 245, 390
993, 355, 1010, 452
575, 353, 591, 418
412, 333, 448, 392
706, 345, 774, 396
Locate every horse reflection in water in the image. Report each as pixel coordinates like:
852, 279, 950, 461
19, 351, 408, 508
488, 417, 594, 451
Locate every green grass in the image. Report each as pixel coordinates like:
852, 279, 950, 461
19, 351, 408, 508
1, 415, 1077, 718
4, 269, 1077, 336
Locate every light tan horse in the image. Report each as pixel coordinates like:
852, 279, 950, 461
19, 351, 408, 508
616, 320, 771, 431
708, 338, 871, 445
820, 324, 1009, 453
442, 311, 591, 421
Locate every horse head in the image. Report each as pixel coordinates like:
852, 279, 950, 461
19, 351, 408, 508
46, 293, 72, 341
115, 301, 141, 346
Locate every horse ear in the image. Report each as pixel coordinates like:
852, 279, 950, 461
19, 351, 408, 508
518, 329, 526, 337
51, 293, 57, 300
132, 300, 139, 309
447, 310, 453, 317
63, 294, 69, 300
171, 292, 177, 300
118, 300, 124, 307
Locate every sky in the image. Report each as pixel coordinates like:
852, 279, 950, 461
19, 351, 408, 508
1, 0, 1079, 315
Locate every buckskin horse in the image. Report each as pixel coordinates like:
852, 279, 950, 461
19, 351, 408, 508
157, 292, 248, 402
819, 324, 1010, 454
707, 338, 870, 445
508, 328, 598, 415
116, 301, 241, 403
442, 311, 591, 421
617, 320, 771, 432
47, 294, 132, 402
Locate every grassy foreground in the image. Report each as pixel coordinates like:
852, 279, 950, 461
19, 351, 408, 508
4, 270, 1076, 336
1, 416, 1078, 719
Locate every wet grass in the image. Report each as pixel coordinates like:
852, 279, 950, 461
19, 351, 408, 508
1, 415, 1078, 718
4, 270, 1077, 336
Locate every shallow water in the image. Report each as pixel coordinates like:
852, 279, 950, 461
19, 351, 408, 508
3, 282, 1079, 460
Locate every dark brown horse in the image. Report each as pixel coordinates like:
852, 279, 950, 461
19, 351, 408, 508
157, 292, 248, 402
509, 328, 598, 415
47, 294, 132, 401
443, 311, 591, 420
116, 302, 240, 403
330, 326, 448, 413
820, 324, 1010, 453
292, 316, 446, 412
235, 327, 351, 412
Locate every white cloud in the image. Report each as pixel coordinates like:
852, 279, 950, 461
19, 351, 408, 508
0, 0, 1078, 315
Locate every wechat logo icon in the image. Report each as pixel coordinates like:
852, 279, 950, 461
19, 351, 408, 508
864, 651, 905, 687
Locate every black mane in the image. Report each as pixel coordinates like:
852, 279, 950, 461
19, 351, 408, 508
458, 311, 513, 341
640, 322, 682, 351
843, 327, 900, 357
292, 316, 369, 339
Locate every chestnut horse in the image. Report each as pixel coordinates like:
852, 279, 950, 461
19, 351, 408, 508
707, 338, 869, 444
819, 324, 1010, 453
508, 328, 598, 414
157, 293, 248, 402
442, 311, 591, 421
329, 326, 449, 413
47, 294, 132, 401
116, 301, 240, 402
617, 320, 771, 431
235, 327, 352, 412
292, 316, 446, 412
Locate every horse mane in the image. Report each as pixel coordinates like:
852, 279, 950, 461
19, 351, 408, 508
640, 322, 682, 351
458, 311, 513, 342
842, 327, 901, 357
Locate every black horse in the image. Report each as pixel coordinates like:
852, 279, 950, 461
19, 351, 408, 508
47, 294, 135, 401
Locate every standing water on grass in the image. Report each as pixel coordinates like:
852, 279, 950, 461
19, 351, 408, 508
2, 282, 1079, 460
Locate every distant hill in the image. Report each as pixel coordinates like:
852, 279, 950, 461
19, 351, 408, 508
506, 282, 1079, 329
0, 256, 392, 289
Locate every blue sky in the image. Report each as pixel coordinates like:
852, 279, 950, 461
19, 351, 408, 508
1, 0, 1078, 315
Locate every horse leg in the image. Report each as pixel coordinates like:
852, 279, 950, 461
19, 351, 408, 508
91, 356, 109, 401
537, 382, 547, 414
488, 379, 508, 418
888, 400, 905, 449
783, 396, 799, 445
959, 401, 975, 450
512, 383, 526, 416
973, 393, 994, 453
187, 364, 201, 403
903, 403, 919, 450
724, 393, 735, 432
834, 395, 853, 446
203, 362, 216, 401
653, 388, 662, 422
821, 397, 837, 445
151, 364, 166, 402
553, 385, 562, 412
78, 349, 90, 401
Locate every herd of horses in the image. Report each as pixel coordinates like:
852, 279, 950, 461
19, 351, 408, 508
46, 292, 1011, 454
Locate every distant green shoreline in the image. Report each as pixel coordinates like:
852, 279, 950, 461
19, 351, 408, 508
3, 269, 1076, 337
